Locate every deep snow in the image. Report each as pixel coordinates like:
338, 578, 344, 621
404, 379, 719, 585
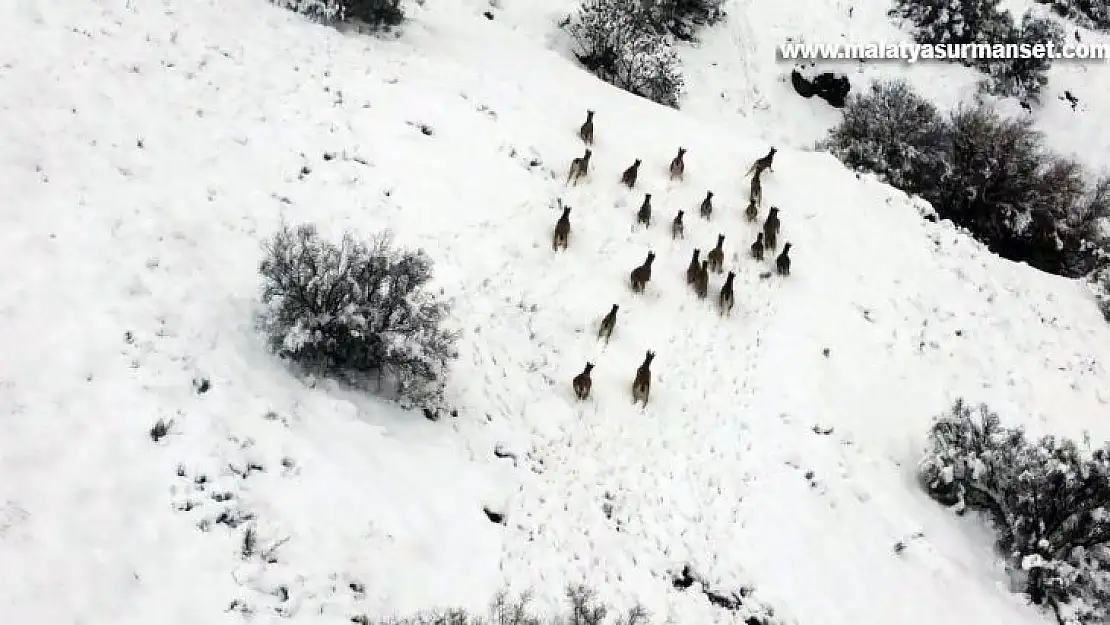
2, 1, 1110, 625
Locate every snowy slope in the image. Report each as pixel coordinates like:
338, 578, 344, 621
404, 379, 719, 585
487, 0, 1110, 171
2, 1, 1110, 625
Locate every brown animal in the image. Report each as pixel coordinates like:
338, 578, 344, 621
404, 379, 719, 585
671, 210, 685, 240
745, 147, 777, 178
694, 260, 710, 298
669, 147, 686, 181
572, 362, 594, 400
749, 172, 762, 206
763, 207, 780, 251
579, 110, 595, 145
745, 199, 758, 222
699, 191, 713, 219
750, 232, 764, 261
706, 234, 725, 274
630, 251, 656, 293
566, 149, 593, 186
621, 159, 642, 188
552, 205, 571, 251
718, 271, 736, 316
631, 351, 655, 407
686, 249, 701, 285
598, 304, 619, 343
636, 193, 652, 227
776, 242, 792, 276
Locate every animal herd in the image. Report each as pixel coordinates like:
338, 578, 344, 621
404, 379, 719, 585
554, 110, 794, 408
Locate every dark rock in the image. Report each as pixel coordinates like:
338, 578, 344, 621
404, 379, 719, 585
790, 70, 814, 98
482, 506, 505, 525
704, 588, 743, 610
672, 564, 697, 589
812, 72, 851, 108
791, 69, 851, 108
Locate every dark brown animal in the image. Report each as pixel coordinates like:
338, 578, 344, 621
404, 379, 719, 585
776, 242, 792, 276
621, 159, 642, 188
579, 110, 594, 145
763, 207, 780, 251
718, 271, 736, 316
686, 249, 701, 285
631, 351, 654, 406
669, 147, 686, 181
744, 199, 758, 222
745, 147, 777, 178
636, 193, 652, 227
598, 304, 619, 343
552, 205, 571, 251
671, 210, 684, 240
699, 191, 713, 219
750, 232, 764, 261
694, 260, 709, 298
566, 149, 592, 186
706, 234, 725, 274
630, 251, 656, 293
749, 172, 762, 206
572, 362, 594, 400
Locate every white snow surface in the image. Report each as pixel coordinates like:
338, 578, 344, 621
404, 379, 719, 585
2, 0, 1110, 625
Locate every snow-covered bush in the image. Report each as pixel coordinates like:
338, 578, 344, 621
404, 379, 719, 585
979, 13, 1067, 103
824, 80, 1108, 277
1048, 172, 1110, 278
566, 0, 686, 108
921, 400, 1110, 624
1094, 262, 1110, 322
643, 0, 726, 41
257, 223, 457, 408
362, 587, 644, 625
272, 0, 403, 28
363, 584, 783, 625
1036, 0, 1110, 32
936, 104, 1107, 276
889, 0, 1011, 48
819, 79, 950, 194
890, 0, 1062, 102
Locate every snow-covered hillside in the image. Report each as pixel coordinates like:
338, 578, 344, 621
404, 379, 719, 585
2, 1, 1110, 625
489, 0, 1110, 172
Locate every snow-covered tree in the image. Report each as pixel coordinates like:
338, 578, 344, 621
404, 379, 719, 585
1036, 0, 1110, 32
1093, 259, 1110, 322
936, 105, 1049, 257
272, 0, 403, 28
824, 78, 1107, 277
566, 0, 686, 108
935, 104, 1107, 275
890, 0, 1064, 102
921, 400, 1110, 623
820, 79, 950, 195
257, 223, 457, 408
979, 13, 1067, 103
642, 0, 726, 41
889, 0, 1012, 49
